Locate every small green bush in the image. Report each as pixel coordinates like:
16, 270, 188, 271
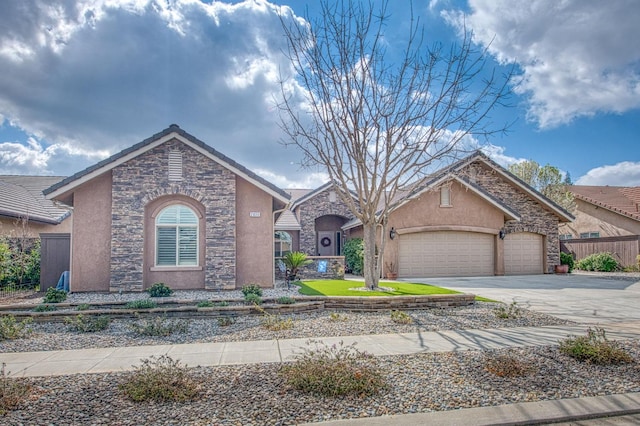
343, 238, 364, 275
129, 316, 189, 336
119, 355, 200, 402
576, 252, 620, 272
33, 304, 57, 312
559, 327, 632, 364
277, 296, 296, 305
76, 303, 91, 311
493, 301, 522, 319
217, 317, 235, 327
64, 315, 110, 333
0, 363, 31, 414
196, 300, 214, 308
241, 284, 263, 297
0, 316, 32, 340
43, 287, 67, 303
124, 300, 158, 310
147, 282, 174, 297
560, 252, 575, 272
484, 353, 533, 377
390, 310, 412, 324
281, 340, 386, 397
215, 300, 230, 307
244, 293, 263, 305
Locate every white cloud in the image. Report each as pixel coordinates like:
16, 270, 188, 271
0, 0, 309, 180
576, 162, 640, 186
444, 0, 640, 128
254, 168, 328, 189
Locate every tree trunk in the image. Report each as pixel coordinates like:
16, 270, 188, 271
362, 223, 379, 289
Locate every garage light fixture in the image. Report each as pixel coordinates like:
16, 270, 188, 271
499, 229, 505, 240
389, 227, 396, 240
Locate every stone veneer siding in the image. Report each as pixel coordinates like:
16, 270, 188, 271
297, 188, 355, 255
110, 138, 236, 291
467, 161, 561, 272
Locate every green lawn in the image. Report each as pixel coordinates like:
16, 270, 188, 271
295, 279, 463, 297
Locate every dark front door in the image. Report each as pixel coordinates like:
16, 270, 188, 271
40, 233, 70, 291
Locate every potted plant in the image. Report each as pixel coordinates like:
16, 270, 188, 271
556, 252, 574, 274
385, 261, 398, 280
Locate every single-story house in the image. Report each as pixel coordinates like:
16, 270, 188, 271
275, 151, 575, 278
559, 185, 640, 267
44, 124, 291, 292
42, 125, 574, 292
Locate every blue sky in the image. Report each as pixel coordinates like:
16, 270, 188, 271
0, 0, 638, 188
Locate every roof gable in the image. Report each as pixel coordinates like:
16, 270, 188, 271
44, 124, 291, 203
570, 185, 640, 222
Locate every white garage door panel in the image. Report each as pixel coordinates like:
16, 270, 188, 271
504, 232, 543, 275
398, 231, 494, 277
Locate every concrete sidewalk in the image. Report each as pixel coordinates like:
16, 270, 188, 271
2, 322, 640, 378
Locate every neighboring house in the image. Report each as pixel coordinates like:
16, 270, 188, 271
342, 151, 574, 277
0, 175, 71, 237
559, 185, 640, 267
277, 151, 574, 278
44, 124, 290, 292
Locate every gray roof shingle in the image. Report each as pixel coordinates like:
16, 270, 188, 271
0, 175, 70, 224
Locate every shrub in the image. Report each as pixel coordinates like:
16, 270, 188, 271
493, 301, 522, 319
119, 355, 200, 402
124, 300, 158, 310
244, 293, 263, 305
215, 300, 230, 307
329, 312, 349, 322
484, 353, 533, 377
343, 238, 364, 275
129, 316, 189, 336
576, 252, 620, 272
33, 304, 57, 312
217, 317, 235, 327
196, 300, 214, 308
0, 363, 31, 414
241, 284, 263, 297
147, 282, 174, 297
390, 310, 412, 324
0, 316, 32, 340
277, 296, 296, 305
262, 314, 294, 331
559, 327, 633, 364
76, 303, 91, 311
43, 287, 67, 303
64, 314, 110, 333
560, 252, 575, 272
281, 340, 386, 397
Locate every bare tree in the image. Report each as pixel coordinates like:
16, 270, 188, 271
278, 0, 513, 288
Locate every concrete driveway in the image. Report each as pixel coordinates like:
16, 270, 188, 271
404, 273, 640, 325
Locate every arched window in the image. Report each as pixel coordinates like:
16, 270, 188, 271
156, 205, 198, 266
274, 231, 292, 257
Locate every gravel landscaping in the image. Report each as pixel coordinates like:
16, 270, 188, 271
0, 286, 638, 425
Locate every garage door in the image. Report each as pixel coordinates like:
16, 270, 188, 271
398, 231, 494, 277
504, 232, 543, 275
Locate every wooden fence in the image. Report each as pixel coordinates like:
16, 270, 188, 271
561, 235, 640, 267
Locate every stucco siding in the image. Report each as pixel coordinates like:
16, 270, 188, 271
71, 172, 112, 292
0, 216, 72, 238
560, 199, 640, 238
236, 177, 274, 287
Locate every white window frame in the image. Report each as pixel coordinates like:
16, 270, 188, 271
155, 204, 199, 267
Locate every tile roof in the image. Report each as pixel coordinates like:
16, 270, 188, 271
44, 124, 291, 202
0, 176, 70, 224
569, 185, 640, 221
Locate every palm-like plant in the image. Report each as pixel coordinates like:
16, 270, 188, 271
283, 251, 312, 287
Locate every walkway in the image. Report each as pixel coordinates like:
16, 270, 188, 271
2, 322, 640, 378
